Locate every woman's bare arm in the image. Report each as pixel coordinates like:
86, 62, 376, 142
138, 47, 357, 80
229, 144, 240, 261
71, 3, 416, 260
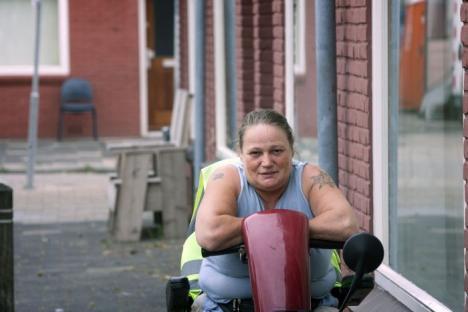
195, 165, 243, 251
303, 164, 359, 242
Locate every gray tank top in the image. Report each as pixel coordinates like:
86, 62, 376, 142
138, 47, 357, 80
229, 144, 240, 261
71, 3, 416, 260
199, 160, 337, 302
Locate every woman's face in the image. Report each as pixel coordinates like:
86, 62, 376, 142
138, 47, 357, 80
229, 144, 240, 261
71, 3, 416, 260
240, 124, 293, 193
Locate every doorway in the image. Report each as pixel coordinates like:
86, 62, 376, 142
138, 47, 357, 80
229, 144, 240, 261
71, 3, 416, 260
146, 0, 174, 131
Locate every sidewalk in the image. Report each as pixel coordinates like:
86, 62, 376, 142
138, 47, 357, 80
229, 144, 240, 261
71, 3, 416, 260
0, 138, 182, 312
0, 138, 119, 173
0, 138, 119, 224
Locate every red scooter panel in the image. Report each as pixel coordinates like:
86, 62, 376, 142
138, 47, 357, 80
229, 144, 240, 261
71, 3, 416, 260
242, 210, 310, 312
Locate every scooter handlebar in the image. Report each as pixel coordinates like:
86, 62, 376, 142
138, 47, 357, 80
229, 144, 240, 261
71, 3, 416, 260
309, 239, 345, 250
201, 239, 345, 258
201, 244, 243, 257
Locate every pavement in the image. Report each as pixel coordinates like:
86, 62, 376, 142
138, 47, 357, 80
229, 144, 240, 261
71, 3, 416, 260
0, 138, 183, 312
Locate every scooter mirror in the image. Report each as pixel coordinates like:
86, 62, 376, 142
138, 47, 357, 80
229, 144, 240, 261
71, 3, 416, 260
338, 232, 384, 311
342, 232, 384, 274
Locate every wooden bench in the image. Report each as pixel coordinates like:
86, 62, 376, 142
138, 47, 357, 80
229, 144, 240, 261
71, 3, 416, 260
107, 89, 192, 241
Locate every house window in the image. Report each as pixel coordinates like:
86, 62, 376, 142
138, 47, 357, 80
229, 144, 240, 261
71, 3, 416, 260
374, 1, 463, 310
214, 0, 237, 159
0, 0, 69, 76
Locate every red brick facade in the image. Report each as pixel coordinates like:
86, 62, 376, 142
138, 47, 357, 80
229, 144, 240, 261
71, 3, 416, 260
335, 0, 372, 232
461, 0, 468, 306
201, 0, 285, 161
0, 0, 140, 139
236, 0, 285, 115
236, 0, 255, 118
179, 0, 189, 91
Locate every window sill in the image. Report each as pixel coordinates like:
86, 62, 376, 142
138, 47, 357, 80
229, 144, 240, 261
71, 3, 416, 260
0, 66, 70, 78
375, 264, 452, 312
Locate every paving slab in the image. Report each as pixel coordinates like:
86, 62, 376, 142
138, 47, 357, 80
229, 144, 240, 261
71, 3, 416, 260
0, 173, 110, 224
14, 222, 182, 312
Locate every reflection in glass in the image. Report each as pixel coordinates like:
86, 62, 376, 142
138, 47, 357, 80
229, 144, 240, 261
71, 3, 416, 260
390, 1, 463, 310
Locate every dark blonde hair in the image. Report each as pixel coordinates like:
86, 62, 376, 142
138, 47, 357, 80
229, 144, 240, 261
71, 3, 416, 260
238, 109, 294, 151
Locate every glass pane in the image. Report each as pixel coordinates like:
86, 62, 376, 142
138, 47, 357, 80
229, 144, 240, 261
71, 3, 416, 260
294, 0, 317, 164
0, 0, 59, 66
389, 1, 463, 310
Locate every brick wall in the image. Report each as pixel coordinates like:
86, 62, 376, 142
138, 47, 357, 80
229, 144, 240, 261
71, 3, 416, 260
461, 0, 468, 307
0, 0, 140, 139
202, 0, 285, 161
179, 0, 189, 90
0, 78, 62, 138
253, 0, 284, 111
335, 0, 372, 232
66, 0, 140, 137
235, 0, 285, 125
236, 0, 255, 121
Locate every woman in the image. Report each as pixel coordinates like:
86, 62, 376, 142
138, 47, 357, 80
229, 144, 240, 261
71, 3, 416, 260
195, 109, 359, 312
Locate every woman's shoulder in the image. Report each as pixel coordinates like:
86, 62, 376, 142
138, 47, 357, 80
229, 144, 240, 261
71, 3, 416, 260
302, 162, 320, 173
205, 162, 241, 193
300, 162, 326, 193
211, 162, 240, 176
296, 161, 321, 176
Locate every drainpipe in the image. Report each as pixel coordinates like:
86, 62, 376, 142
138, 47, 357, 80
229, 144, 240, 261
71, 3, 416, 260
194, 0, 205, 187
315, 0, 338, 183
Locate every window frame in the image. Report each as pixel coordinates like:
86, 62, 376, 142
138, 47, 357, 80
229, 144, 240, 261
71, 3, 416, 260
371, 2, 455, 311
285, 0, 307, 134
293, 0, 306, 77
285, 0, 295, 129
0, 0, 70, 76
213, 0, 237, 159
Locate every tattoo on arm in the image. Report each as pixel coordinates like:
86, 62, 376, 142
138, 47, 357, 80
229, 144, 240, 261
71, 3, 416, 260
310, 170, 336, 190
212, 172, 225, 181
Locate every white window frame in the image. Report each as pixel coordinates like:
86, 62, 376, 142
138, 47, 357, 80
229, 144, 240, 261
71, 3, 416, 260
213, 0, 237, 159
0, 0, 70, 76
372, 2, 453, 311
138, 0, 149, 136
284, 0, 295, 130
285, 0, 307, 134
293, 0, 306, 77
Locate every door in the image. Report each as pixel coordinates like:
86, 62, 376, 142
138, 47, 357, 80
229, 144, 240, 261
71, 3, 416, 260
146, 0, 174, 131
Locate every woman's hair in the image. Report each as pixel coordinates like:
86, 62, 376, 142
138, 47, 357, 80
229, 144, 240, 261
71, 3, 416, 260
237, 109, 294, 151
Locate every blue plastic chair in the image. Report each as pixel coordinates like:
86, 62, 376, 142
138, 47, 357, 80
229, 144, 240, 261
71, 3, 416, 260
57, 78, 98, 141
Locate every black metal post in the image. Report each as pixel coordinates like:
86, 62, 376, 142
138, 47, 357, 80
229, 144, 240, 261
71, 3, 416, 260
0, 183, 14, 312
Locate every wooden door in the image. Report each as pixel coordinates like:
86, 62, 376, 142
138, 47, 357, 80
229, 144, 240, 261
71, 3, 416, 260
146, 0, 174, 131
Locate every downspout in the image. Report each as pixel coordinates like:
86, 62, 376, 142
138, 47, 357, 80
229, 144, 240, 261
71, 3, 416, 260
194, 0, 205, 186
315, 0, 338, 183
